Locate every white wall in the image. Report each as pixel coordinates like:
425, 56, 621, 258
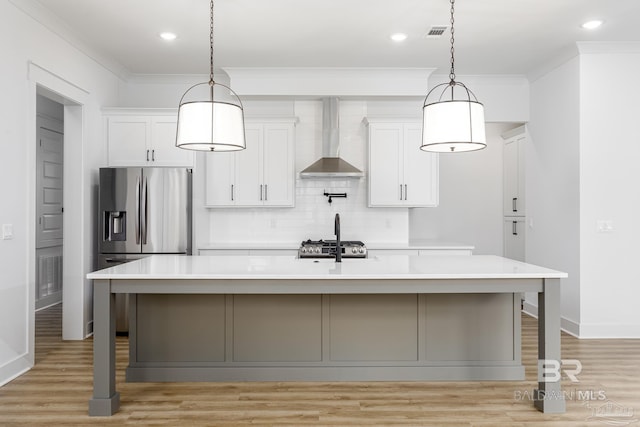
0, 0, 120, 386
116, 72, 230, 109
578, 51, 640, 337
409, 123, 510, 255
527, 56, 582, 334
528, 47, 640, 338
428, 75, 530, 123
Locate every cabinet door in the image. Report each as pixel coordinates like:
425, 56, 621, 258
262, 124, 294, 207
503, 136, 525, 216
107, 116, 149, 166
234, 125, 263, 206
504, 218, 525, 262
369, 123, 404, 206
150, 117, 193, 167
205, 151, 236, 206
403, 124, 438, 207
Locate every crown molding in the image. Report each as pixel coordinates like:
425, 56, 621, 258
576, 41, 640, 54
224, 67, 436, 97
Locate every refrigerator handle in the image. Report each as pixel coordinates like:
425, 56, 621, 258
135, 176, 141, 244
141, 176, 148, 244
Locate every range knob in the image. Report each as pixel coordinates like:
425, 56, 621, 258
359, 247, 365, 254
301, 247, 307, 254
352, 247, 357, 254
315, 247, 321, 254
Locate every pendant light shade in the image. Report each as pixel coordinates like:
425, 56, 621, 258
176, 82, 245, 151
176, 0, 245, 152
421, 0, 486, 153
421, 83, 486, 153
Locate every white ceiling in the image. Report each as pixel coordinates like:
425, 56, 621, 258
28, 0, 640, 77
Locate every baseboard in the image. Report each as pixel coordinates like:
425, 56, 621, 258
522, 301, 580, 337
578, 323, 640, 339
0, 354, 32, 387
523, 302, 640, 338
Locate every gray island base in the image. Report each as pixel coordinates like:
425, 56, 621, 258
86, 255, 567, 416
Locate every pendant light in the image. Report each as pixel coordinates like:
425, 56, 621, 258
176, 0, 245, 151
421, 0, 486, 153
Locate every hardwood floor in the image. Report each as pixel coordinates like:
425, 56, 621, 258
0, 304, 638, 426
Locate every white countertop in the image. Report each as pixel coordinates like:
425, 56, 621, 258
87, 255, 566, 280
198, 240, 474, 251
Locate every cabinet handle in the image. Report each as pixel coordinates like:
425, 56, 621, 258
231, 184, 234, 201
512, 197, 518, 213
152, 149, 155, 161
400, 185, 403, 201
512, 221, 518, 236
260, 184, 263, 201
405, 184, 408, 201
146, 149, 150, 162
265, 184, 268, 201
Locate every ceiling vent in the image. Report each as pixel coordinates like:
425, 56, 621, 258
424, 26, 448, 39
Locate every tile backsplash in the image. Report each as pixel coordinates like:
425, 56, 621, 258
207, 177, 408, 244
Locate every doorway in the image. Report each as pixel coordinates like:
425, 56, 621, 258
28, 62, 90, 371
35, 95, 64, 312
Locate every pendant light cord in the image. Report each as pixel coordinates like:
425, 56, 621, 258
209, 0, 215, 85
449, 0, 456, 85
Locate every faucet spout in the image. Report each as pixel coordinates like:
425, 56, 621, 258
334, 213, 342, 263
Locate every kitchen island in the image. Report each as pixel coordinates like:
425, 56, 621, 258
87, 254, 567, 416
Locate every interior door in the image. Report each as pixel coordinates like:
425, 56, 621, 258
36, 125, 64, 248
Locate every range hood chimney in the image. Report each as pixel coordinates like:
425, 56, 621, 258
299, 98, 363, 178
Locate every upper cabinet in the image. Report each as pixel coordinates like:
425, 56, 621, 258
366, 119, 439, 207
502, 125, 526, 217
205, 119, 296, 208
104, 109, 194, 167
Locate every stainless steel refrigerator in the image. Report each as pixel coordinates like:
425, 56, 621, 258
98, 167, 192, 332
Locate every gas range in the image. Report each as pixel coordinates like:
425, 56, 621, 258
298, 239, 367, 259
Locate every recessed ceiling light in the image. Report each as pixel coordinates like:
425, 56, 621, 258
581, 20, 603, 30
391, 33, 408, 42
160, 32, 177, 41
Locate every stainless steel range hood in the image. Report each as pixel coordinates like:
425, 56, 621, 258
300, 98, 363, 178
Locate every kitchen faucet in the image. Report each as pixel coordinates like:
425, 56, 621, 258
334, 213, 341, 262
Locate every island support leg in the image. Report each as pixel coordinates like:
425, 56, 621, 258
534, 278, 566, 413
88, 280, 120, 416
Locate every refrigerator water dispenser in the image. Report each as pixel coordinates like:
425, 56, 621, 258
104, 211, 126, 241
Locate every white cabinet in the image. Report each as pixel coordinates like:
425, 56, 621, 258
205, 120, 295, 207
104, 109, 194, 167
504, 218, 525, 262
502, 126, 526, 217
502, 125, 527, 262
367, 120, 438, 207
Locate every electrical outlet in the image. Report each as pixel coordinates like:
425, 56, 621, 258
2, 224, 13, 240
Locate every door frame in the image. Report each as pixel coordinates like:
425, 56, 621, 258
27, 63, 89, 365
